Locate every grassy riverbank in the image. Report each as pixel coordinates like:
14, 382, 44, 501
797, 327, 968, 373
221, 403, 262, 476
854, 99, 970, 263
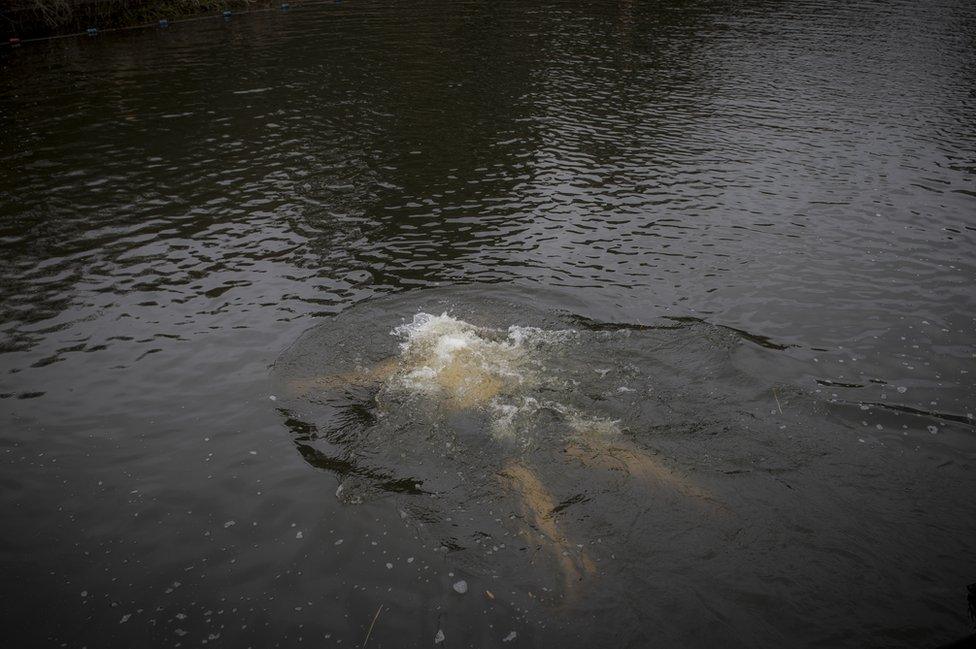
2, 0, 270, 40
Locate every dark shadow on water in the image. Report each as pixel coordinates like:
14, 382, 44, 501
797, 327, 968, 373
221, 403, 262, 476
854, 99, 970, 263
568, 312, 795, 350
279, 407, 431, 497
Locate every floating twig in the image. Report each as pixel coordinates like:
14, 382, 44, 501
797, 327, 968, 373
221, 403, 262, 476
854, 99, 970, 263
773, 387, 783, 415
362, 605, 383, 648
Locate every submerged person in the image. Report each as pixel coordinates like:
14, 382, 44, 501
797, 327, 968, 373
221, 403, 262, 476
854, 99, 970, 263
286, 312, 720, 600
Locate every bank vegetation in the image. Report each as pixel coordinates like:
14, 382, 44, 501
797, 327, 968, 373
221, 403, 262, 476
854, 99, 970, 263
2, 0, 269, 40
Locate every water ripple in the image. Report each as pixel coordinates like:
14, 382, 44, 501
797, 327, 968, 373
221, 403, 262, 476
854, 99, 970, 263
1, 0, 974, 647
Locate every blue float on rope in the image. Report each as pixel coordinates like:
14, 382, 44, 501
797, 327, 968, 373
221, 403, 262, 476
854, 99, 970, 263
281, 2, 290, 9
222, 9, 232, 18
159, 19, 169, 28
86, 27, 98, 36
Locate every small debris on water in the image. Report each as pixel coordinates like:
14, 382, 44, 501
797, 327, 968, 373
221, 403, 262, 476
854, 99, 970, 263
296, 531, 303, 539
502, 631, 517, 642
453, 579, 468, 594
269, 395, 277, 401
223, 520, 236, 528
434, 629, 445, 644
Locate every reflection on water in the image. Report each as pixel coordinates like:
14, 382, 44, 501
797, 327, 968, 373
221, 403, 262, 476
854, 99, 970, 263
1, 0, 975, 647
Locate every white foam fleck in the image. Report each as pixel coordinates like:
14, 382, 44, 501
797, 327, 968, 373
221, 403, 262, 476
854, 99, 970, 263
568, 413, 622, 438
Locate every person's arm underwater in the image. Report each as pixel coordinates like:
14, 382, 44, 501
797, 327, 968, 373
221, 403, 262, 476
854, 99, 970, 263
286, 357, 400, 397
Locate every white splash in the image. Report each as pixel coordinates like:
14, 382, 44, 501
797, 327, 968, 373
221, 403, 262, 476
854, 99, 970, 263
388, 312, 616, 440
390, 313, 566, 403
489, 396, 620, 441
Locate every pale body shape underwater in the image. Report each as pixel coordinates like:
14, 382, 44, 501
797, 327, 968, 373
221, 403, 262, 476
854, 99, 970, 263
288, 312, 720, 598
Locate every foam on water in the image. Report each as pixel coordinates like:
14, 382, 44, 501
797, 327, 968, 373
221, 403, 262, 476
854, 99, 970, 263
487, 396, 621, 441
390, 312, 532, 403
388, 312, 617, 440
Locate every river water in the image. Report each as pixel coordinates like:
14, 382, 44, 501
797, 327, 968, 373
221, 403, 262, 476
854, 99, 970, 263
1, 1, 974, 647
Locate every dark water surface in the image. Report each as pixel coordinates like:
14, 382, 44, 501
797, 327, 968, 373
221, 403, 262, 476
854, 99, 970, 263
2, 1, 975, 647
